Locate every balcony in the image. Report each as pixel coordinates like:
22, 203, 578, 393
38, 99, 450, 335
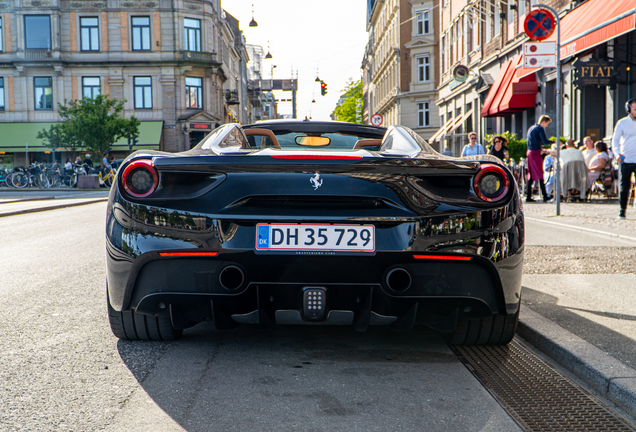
225, 89, 239, 105
8, 50, 61, 62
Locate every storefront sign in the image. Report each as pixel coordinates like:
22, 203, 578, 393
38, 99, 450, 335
512, 82, 538, 95
573, 59, 620, 89
191, 123, 211, 129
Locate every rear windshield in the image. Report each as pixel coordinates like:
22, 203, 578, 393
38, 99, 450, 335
274, 132, 362, 150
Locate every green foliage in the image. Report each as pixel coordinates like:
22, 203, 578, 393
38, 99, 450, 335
549, 136, 567, 144
37, 123, 80, 152
332, 79, 363, 124
38, 95, 140, 157
484, 131, 527, 162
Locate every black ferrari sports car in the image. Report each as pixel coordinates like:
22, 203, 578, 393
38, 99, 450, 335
106, 120, 524, 345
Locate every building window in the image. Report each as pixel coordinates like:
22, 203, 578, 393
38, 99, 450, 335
184, 18, 201, 52
485, 6, 492, 42
82, 77, 100, 99
34, 77, 53, 110
0, 78, 4, 111
494, 3, 501, 36
441, 36, 446, 71
418, 102, 430, 127
185, 77, 202, 109
134, 77, 153, 109
417, 55, 430, 82
80, 17, 100, 51
131, 16, 151, 51
25, 15, 51, 49
416, 10, 430, 35
0, 18, 3, 52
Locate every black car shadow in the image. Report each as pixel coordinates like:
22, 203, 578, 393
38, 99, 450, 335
116, 324, 518, 432
521, 286, 636, 368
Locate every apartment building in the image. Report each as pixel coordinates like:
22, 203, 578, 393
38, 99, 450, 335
432, 0, 636, 156
362, 0, 440, 141
0, 0, 252, 166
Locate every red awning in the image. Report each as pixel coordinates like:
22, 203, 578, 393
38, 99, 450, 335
499, 56, 538, 113
482, 56, 539, 117
558, 0, 636, 58
488, 59, 517, 116
523, 0, 636, 77
480, 60, 513, 117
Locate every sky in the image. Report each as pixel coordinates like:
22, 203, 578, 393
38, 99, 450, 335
223, 0, 369, 121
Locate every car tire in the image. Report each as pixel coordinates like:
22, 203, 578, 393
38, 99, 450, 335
446, 308, 519, 346
107, 289, 182, 341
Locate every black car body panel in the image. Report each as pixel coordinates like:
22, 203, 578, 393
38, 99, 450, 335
106, 121, 524, 342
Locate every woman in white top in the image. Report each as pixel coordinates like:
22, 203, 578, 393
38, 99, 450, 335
587, 141, 610, 189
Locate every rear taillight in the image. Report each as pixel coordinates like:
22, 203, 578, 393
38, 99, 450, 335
473, 164, 509, 202
122, 159, 158, 198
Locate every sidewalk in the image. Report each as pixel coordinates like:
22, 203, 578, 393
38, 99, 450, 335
521, 199, 636, 418
0, 188, 110, 216
523, 199, 636, 240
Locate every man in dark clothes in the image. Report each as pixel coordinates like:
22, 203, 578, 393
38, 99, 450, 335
525, 115, 553, 202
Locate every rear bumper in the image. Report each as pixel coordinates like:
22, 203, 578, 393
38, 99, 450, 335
106, 245, 523, 329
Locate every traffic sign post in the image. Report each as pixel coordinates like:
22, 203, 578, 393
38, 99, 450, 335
523, 41, 556, 68
524, 8, 555, 41
370, 113, 383, 127
529, 4, 561, 216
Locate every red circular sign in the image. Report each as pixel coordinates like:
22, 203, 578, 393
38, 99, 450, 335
529, 44, 538, 53
370, 114, 383, 126
524, 9, 556, 41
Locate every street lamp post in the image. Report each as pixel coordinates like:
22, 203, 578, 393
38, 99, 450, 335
532, 3, 561, 216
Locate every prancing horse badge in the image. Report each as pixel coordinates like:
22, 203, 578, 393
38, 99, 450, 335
310, 172, 323, 190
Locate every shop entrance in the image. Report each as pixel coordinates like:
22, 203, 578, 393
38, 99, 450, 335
189, 131, 206, 148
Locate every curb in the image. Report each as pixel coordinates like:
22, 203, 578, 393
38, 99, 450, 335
525, 216, 636, 243
518, 305, 636, 418
0, 198, 109, 218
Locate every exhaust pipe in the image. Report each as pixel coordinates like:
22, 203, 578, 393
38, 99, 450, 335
386, 268, 412, 292
219, 265, 245, 290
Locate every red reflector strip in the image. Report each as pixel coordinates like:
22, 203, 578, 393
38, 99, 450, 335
159, 252, 218, 257
413, 254, 472, 261
270, 155, 363, 160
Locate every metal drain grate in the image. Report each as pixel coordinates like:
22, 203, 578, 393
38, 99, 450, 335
452, 340, 636, 432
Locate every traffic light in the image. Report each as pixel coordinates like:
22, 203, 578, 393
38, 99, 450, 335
320, 81, 327, 96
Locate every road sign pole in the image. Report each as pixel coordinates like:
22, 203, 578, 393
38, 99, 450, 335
532, 3, 560, 216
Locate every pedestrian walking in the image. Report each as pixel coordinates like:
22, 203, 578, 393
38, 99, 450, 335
611, 97, 636, 219
525, 115, 552, 202
461, 132, 485, 156
487, 135, 509, 160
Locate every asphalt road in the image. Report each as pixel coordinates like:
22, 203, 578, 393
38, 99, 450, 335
0, 203, 522, 432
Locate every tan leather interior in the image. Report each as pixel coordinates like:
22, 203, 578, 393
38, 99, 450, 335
243, 128, 281, 149
353, 139, 383, 149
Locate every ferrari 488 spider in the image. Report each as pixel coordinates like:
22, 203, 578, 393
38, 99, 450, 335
106, 121, 524, 345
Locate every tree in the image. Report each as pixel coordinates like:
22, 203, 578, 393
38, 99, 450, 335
37, 123, 70, 152
124, 116, 141, 154
55, 95, 140, 157
332, 79, 363, 124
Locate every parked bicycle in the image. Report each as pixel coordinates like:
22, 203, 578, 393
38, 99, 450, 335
6, 162, 54, 188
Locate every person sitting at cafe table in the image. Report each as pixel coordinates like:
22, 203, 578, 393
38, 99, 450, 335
587, 140, 611, 190
559, 138, 588, 200
580, 136, 597, 166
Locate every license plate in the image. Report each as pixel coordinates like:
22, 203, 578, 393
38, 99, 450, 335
256, 224, 375, 252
